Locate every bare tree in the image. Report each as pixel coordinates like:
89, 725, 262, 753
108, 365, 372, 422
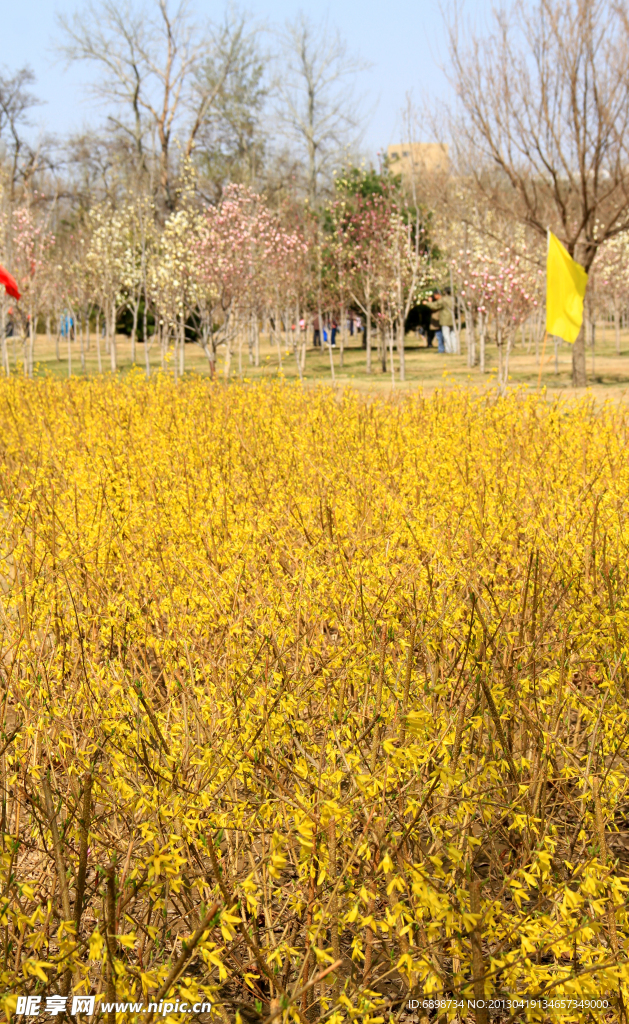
447, 0, 629, 385
62, 130, 142, 210
57, 0, 254, 212
0, 66, 44, 200
274, 14, 368, 203
194, 13, 268, 200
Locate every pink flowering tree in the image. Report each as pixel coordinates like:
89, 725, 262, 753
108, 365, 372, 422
452, 246, 542, 386
12, 202, 55, 377
595, 235, 629, 355
328, 192, 393, 375
258, 208, 308, 378
194, 185, 261, 378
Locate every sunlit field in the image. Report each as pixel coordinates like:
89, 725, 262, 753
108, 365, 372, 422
17, 325, 629, 399
1, 376, 629, 1024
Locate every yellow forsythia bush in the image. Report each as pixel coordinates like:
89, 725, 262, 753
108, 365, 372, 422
1, 375, 629, 1024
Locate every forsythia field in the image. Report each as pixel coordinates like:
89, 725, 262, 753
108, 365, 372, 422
1, 376, 629, 1024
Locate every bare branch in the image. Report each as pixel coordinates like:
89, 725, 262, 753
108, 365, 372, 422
273, 13, 370, 202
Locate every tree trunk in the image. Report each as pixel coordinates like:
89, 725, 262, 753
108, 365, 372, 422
131, 300, 139, 365
503, 332, 514, 392
590, 318, 596, 378
110, 303, 117, 372
572, 325, 587, 386
366, 300, 372, 374
464, 302, 476, 367
450, 266, 461, 354
96, 315, 102, 373
285, 308, 292, 375
143, 289, 150, 380
327, 311, 335, 384
397, 319, 405, 382
499, 329, 506, 385
223, 316, 232, 380
29, 313, 35, 379
274, 310, 282, 371
615, 304, 620, 355
293, 310, 303, 383
79, 312, 86, 373
210, 334, 217, 379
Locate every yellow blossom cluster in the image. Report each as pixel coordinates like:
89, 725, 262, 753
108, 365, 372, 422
1, 376, 628, 1024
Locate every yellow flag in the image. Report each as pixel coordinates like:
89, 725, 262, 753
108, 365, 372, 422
546, 231, 588, 344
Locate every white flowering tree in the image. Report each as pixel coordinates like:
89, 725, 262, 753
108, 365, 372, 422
151, 205, 205, 379
86, 204, 130, 372
596, 234, 629, 354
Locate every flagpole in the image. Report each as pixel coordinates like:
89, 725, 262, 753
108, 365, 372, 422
538, 228, 550, 390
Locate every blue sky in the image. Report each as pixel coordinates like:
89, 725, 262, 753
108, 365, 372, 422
5, 0, 488, 157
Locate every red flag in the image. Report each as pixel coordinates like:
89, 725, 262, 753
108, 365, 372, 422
0, 265, 20, 301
